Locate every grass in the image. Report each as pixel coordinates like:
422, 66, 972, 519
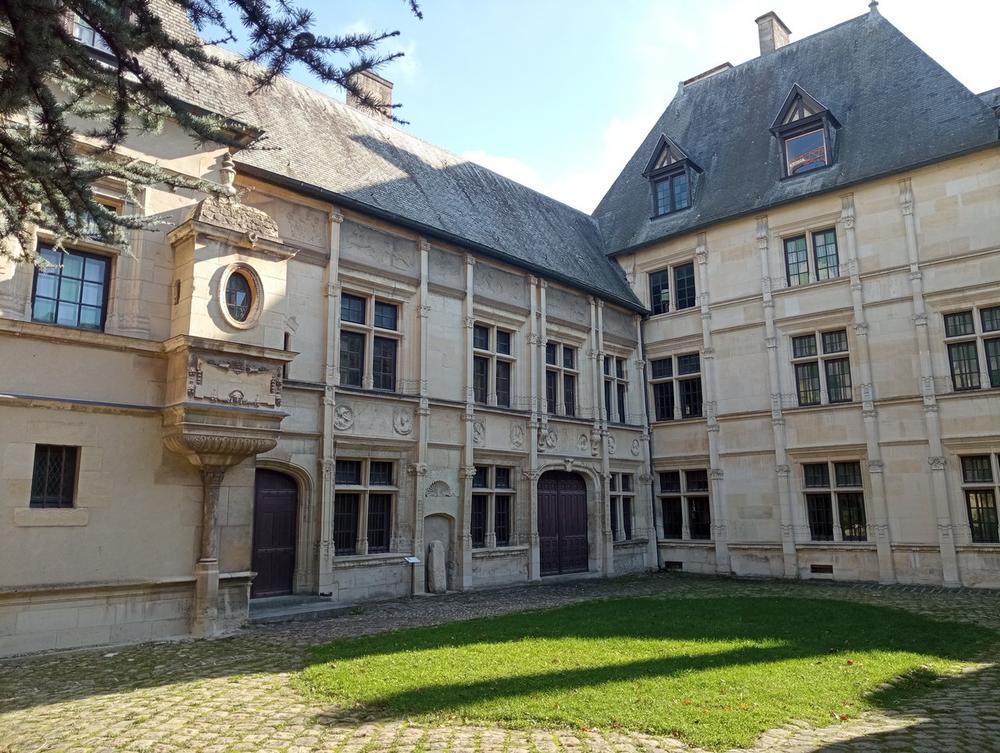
299, 596, 996, 751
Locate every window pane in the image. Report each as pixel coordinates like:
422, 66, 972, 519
610, 495, 619, 541
495, 495, 511, 547
30, 445, 77, 508
83, 256, 106, 282
495, 467, 512, 489
35, 274, 57, 300
609, 473, 618, 492
545, 342, 558, 365
966, 491, 1000, 544
985, 338, 1000, 389
981, 307, 1000, 334
948, 342, 981, 391
803, 463, 830, 488
339, 331, 365, 387
688, 497, 711, 539
679, 378, 703, 418
341, 293, 366, 324
674, 263, 696, 309
784, 236, 810, 287
367, 494, 392, 553
654, 179, 671, 216
374, 302, 398, 330
838, 492, 868, 541
333, 494, 359, 554
623, 498, 633, 540
961, 456, 994, 484
806, 493, 834, 541
685, 469, 709, 492
473, 324, 490, 350
604, 379, 614, 421
473, 356, 490, 404
822, 330, 848, 354
649, 269, 670, 315
57, 302, 80, 326
562, 347, 576, 370
32, 297, 56, 323
225, 273, 252, 322
471, 495, 487, 548
813, 230, 839, 280
372, 337, 397, 392
672, 171, 690, 211
621, 474, 633, 492
369, 461, 393, 486
81, 281, 102, 306
472, 466, 489, 488
617, 383, 627, 424
659, 471, 681, 493
661, 497, 683, 538
795, 362, 821, 406
785, 128, 827, 175
545, 371, 557, 414
615, 358, 625, 379
79, 306, 102, 330
335, 460, 362, 485
944, 311, 975, 338
825, 357, 853, 403
792, 334, 817, 359
676, 353, 700, 375
651, 358, 673, 379
496, 330, 512, 355
563, 374, 576, 417
834, 461, 863, 488
495, 360, 511, 408
62, 254, 84, 279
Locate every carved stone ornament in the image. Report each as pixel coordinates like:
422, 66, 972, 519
393, 409, 414, 436
538, 427, 558, 450
408, 462, 428, 476
928, 456, 947, 471
186, 355, 282, 408
709, 468, 724, 481
607, 436, 617, 455
334, 404, 354, 431
630, 438, 641, 457
578, 434, 590, 453
473, 420, 486, 445
776, 464, 791, 478
510, 422, 525, 449
426, 480, 453, 497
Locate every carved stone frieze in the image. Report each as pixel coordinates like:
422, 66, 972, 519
186, 354, 283, 408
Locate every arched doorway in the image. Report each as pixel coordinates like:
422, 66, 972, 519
251, 469, 298, 598
538, 471, 589, 576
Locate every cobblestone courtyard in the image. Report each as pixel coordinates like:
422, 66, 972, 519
1, 574, 998, 753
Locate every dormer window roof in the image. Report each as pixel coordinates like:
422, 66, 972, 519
643, 135, 701, 218
770, 84, 841, 177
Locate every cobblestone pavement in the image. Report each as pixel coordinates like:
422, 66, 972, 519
1, 574, 999, 753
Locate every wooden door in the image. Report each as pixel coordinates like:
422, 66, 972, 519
251, 470, 298, 598
537, 471, 589, 576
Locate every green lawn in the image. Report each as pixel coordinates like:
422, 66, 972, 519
300, 596, 996, 750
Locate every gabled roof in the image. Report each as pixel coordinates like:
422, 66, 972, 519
642, 134, 701, 176
141, 4, 642, 311
769, 83, 840, 133
593, 11, 1000, 256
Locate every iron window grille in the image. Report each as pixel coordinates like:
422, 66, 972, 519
609, 472, 636, 541
801, 460, 868, 542
332, 458, 397, 555
657, 469, 711, 541
29, 445, 79, 508
470, 465, 516, 548
959, 455, 1000, 543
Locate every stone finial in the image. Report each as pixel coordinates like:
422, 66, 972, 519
219, 153, 237, 196
869, 0, 879, 14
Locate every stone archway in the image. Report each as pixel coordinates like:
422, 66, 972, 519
537, 471, 589, 576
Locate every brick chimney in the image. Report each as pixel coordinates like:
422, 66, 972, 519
755, 11, 791, 55
346, 70, 393, 122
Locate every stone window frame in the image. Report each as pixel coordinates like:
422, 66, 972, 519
648, 351, 703, 422
957, 453, 1000, 544
472, 321, 516, 409
646, 259, 697, 316
219, 262, 264, 330
788, 328, 854, 407
609, 471, 636, 542
941, 305, 1000, 393
656, 468, 711, 541
338, 289, 403, 392
798, 459, 869, 543
602, 352, 631, 425
470, 464, 516, 549
781, 227, 842, 288
332, 457, 398, 556
544, 338, 580, 418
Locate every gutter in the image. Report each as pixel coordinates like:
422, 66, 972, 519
235, 163, 648, 315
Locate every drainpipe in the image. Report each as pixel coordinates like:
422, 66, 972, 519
639, 318, 663, 571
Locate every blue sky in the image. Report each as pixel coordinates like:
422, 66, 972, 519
237, 1, 999, 213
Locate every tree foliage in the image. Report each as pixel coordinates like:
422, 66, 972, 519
0, 0, 420, 262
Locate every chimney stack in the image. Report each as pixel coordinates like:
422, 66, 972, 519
346, 70, 393, 122
755, 11, 791, 55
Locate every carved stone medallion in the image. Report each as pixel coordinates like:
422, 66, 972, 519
393, 409, 413, 436
334, 404, 354, 431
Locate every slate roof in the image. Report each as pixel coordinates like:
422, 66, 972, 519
593, 11, 1000, 256
141, 3, 640, 310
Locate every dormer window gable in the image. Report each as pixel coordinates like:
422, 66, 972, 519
770, 84, 841, 178
643, 134, 701, 218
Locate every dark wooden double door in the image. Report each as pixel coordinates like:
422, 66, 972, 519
538, 471, 589, 576
251, 470, 298, 598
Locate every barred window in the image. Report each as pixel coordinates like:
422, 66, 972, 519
800, 460, 868, 542
469, 465, 516, 548
609, 472, 636, 541
959, 455, 1000, 543
333, 459, 397, 555
30, 445, 78, 508
657, 469, 710, 541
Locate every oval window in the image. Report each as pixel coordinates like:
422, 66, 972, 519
225, 272, 253, 322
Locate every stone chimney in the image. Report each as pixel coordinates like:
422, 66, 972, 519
346, 70, 393, 122
755, 11, 791, 55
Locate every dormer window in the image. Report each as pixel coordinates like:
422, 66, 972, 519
643, 135, 700, 218
71, 13, 112, 54
771, 84, 840, 178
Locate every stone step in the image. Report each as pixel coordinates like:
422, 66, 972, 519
248, 596, 354, 624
